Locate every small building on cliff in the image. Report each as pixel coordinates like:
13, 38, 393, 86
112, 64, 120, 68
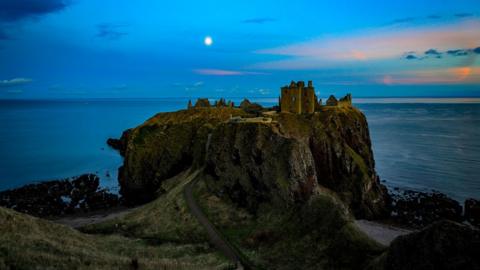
326, 95, 338, 106
280, 80, 319, 114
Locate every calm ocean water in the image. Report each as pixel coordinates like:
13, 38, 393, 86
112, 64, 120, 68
0, 98, 479, 202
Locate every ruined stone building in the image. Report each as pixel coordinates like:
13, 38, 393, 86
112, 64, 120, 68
280, 80, 318, 114
326, 95, 338, 106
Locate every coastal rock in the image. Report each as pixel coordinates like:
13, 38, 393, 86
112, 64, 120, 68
465, 198, 480, 227
204, 108, 388, 218
118, 107, 251, 204
204, 122, 319, 212
117, 104, 388, 218
107, 129, 131, 156
388, 190, 463, 228
368, 220, 480, 270
0, 174, 119, 217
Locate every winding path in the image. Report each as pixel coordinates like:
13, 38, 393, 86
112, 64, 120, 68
183, 176, 244, 269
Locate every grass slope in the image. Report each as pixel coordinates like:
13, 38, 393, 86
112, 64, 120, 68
82, 170, 210, 243
193, 175, 385, 270
0, 206, 227, 269
0, 170, 230, 270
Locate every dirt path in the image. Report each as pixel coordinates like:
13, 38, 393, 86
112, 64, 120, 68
355, 219, 413, 246
52, 206, 137, 228
184, 176, 244, 269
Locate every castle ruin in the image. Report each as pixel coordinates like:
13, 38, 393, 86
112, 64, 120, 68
280, 80, 319, 114
187, 81, 352, 113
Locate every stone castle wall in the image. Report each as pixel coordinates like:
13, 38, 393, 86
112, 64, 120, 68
280, 80, 316, 114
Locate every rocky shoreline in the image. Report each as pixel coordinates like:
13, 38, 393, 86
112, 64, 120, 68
386, 188, 479, 228
0, 174, 120, 218
3, 171, 478, 230
0, 136, 478, 231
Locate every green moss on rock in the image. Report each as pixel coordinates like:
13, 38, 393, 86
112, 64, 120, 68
118, 105, 388, 218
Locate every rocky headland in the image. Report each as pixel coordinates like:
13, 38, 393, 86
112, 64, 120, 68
114, 97, 388, 219
1, 90, 479, 269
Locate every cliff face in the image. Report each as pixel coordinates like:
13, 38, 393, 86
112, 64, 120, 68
116, 105, 388, 219
117, 107, 250, 203
204, 122, 320, 212
205, 106, 388, 218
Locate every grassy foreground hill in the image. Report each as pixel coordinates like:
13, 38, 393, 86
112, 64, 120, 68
0, 170, 230, 269
80, 169, 385, 270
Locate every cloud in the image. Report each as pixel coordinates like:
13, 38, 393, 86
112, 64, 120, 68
255, 19, 480, 69
424, 48, 442, 58
0, 77, 32, 87
388, 17, 416, 25
427, 15, 442, 19
242, 17, 276, 24
96, 23, 128, 40
381, 67, 480, 85
403, 46, 480, 61
0, 0, 69, 22
455, 13, 474, 18
193, 69, 266, 76
258, 88, 271, 95
424, 48, 441, 55
172, 81, 205, 92
446, 49, 469, 56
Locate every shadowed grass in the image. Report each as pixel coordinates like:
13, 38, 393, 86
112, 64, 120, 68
0, 170, 231, 269
82, 170, 213, 243
0, 206, 229, 269
193, 176, 385, 270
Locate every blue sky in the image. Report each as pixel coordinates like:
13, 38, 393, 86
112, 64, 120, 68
0, 0, 479, 99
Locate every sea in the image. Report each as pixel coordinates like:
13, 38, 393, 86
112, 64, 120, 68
0, 98, 479, 203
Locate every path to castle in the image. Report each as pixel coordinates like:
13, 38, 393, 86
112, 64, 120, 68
183, 174, 245, 269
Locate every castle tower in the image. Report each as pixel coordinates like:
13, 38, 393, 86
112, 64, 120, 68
280, 80, 316, 114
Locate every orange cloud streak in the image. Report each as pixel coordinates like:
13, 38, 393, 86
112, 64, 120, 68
382, 67, 480, 85
256, 19, 480, 67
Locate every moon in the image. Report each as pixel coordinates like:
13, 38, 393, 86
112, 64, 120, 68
204, 36, 213, 46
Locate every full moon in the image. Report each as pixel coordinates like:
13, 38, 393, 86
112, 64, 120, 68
204, 36, 213, 46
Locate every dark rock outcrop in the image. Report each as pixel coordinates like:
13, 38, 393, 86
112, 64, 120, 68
205, 122, 319, 212
107, 129, 131, 157
0, 174, 119, 217
465, 198, 480, 227
368, 220, 480, 270
388, 190, 463, 228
